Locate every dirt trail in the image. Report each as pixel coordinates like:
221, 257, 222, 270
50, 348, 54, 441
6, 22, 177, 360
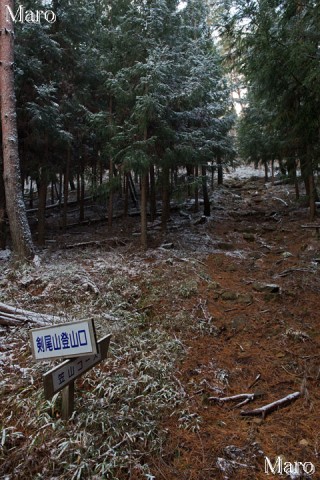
152, 176, 320, 479
0, 172, 319, 480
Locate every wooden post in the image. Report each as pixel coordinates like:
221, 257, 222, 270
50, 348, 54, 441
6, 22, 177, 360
42, 334, 111, 422
61, 381, 75, 420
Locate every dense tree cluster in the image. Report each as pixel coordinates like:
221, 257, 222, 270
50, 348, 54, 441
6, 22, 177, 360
0, 0, 234, 257
218, 0, 320, 216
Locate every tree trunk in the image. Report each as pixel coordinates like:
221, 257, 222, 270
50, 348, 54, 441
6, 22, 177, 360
108, 157, 113, 227
0, 156, 7, 249
79, 159, 85, 222
287, 157, 299, 199
99, 156, 103, 185
271, 159, 274, 185
194, 165, 199, 212
108, 98, 113, 227
140, 172, 148, 249
202, 165, 210, 216
211, 161, 215, 189
37, 168, 48, 246
128, 172, 138, 207
62, 147, 70, 231
0, 2, 34, 260
217, 156, 223, 185
161, 166, 170, 230
300, 157, 310, 197
58, 170, 63, 209
149, 164, 156, 222
186, 164, 193, 196
309, 174, 316, 221
263, 160, 269, 182
124, 172, 129, 216
29, 178, 34, 208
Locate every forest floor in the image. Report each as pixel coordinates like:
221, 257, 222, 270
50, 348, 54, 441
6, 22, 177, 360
0, 168, 320, 479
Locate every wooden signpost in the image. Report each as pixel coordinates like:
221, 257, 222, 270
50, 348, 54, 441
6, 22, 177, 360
43, 334, 111, 419
30, 320, 111, 420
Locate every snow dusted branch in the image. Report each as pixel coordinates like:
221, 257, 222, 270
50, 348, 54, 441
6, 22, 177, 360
209, 393, 262, 408
240, 391, 301, 418
0, 302, 60, 326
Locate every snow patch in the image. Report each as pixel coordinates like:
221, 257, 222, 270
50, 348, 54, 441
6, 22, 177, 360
0, 249, 11, 260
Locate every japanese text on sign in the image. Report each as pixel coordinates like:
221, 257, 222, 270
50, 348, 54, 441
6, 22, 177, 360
30, 319, 97, 360
42, 334, 111, 399
36, 329, 88, 353
53, 352, 100, 390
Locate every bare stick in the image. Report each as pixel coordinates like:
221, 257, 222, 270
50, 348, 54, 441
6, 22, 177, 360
272, 197, 288, 206
247, 373, 261, 390
278, 268, 314, 277
240, 391, 301, 418
209, 393, 259, 404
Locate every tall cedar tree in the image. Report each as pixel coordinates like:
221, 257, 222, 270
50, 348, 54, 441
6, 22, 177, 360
0, 1, 35, 259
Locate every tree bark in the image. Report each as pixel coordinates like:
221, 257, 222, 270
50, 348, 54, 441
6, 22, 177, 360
108, 98, 113, 228
0, 1, 34, 260
108, 157, 113, 227
140, 172, 148, 249
79, 155, 85, 222
0, 154, 7, 249
263, 159, 269, 182
62, 146, 70, 230
194, 165, 199, 213
161, 166, 170, 230
37, 168, 48, 246
217, 156, 223, 185
309, 174, 316, 221
202, 165, 210, 216
149, 164, 156, 222
124, 172, 129, 216
287, 157, 299, 199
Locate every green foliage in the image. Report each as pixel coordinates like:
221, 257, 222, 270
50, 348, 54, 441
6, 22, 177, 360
11, 0, 234, 240
218, 0, 320, 174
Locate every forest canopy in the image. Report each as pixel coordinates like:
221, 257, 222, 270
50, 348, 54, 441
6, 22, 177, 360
0, 0, 235, 256
1, 0, 319, 258
217, 0, 320, 214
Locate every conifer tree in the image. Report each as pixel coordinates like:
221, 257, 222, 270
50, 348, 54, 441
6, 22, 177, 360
0, 1, 35, 259
218, 0, 320, 216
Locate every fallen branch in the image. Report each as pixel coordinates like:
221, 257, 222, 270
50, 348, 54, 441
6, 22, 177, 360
240, 391, 301, 418
0, 302, 61, 327
277, 268, 314, 277
64, 238, 127, 250
209, 392, 263, 408
272, 197, 288, 206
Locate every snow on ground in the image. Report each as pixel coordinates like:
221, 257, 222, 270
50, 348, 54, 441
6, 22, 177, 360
224, 164, 265, 180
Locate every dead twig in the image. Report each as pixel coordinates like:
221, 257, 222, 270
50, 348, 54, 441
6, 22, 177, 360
240, 391, 301, 418
247, 373, 261, 390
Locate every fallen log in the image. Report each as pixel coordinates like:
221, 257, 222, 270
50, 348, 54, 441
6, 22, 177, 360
0, 302, 61, 327
240, 391, 301, 418
64, 238, 127, 250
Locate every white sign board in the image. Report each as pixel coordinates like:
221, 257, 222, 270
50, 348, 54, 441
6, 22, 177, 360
30, 319, 97, 361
